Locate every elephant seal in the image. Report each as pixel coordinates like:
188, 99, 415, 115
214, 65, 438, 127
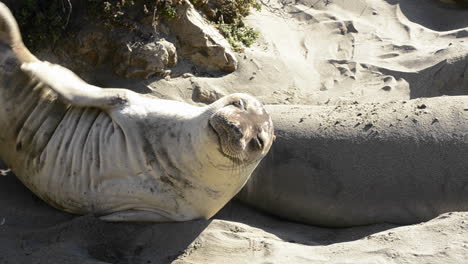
238, 100, 468, 227
0, 3, 274, 222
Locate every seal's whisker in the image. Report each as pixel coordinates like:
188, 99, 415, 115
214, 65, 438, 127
234, 153, 248, 174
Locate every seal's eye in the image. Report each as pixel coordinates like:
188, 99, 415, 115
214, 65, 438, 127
231, 99, 245, 110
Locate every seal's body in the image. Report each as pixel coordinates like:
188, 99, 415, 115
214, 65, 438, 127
0, 3, 274, 222
239, 101, 468, 226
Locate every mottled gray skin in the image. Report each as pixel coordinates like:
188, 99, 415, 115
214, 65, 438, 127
239, 100, 468, 227
0, 3, 274, 222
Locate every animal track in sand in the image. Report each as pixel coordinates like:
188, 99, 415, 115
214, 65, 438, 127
379, 53, 400, 59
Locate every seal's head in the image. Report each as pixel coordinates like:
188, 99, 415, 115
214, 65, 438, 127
208, 93, 275, 164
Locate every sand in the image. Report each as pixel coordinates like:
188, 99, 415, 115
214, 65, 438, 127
1, 171, 467, 264
1, 0, 468, 263
149, 0, 468, 106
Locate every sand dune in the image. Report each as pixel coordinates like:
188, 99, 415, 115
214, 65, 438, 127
152, 0, 468, 106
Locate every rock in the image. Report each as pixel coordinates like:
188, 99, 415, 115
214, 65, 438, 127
191, 79, 227, 104
49, 27, 113, 80
167, 0, 237, 72
114, 39, 177, 79
75, 29, 111, 66
53, 27, 111, 67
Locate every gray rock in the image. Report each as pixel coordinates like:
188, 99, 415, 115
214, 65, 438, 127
191, 79, 227, 104
114, 39, 177, 79
168, 0, 237, 72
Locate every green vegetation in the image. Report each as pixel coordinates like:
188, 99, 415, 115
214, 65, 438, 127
160, 5, 178, 19
217, 20, 259, 51
190, 0, 262, 51
224, 0, 262, 22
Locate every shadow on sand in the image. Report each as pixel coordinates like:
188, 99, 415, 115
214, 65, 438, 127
0, 160, 398, 263
385, 0, 468, 31
0, 161, 210, 264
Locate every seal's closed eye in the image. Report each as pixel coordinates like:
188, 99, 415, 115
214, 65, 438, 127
230, 99, 245, 110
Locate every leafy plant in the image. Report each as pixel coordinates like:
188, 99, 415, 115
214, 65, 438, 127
190, 0, 262, 50
217, 19, 259, 51
160, 5, 177, 19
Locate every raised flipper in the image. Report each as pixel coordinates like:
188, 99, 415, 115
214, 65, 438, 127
21, 61, 135, 109
0, 3, 37, 62
99, 210, 172, 222
0, 2, 21, 46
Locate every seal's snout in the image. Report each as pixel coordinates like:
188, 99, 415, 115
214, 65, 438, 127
209, 93, 274, 162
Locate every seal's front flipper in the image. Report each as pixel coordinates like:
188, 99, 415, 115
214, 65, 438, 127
21, 61, 133, 109
0, 3, 37, 63
99, 210, 172, 222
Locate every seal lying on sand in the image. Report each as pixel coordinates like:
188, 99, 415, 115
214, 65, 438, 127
239, 100, 468, 226
0, 3, 274, 222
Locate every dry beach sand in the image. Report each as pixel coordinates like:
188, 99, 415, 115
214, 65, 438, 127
1, 169, 468, 264
1, 0, 468, 263
153, 0, 468, 105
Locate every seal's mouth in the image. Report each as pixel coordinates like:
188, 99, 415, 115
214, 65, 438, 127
208, 121, 245, 165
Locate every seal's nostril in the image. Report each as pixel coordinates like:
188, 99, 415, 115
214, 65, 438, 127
257, 135, 264, 149
250, 135, 263, 150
